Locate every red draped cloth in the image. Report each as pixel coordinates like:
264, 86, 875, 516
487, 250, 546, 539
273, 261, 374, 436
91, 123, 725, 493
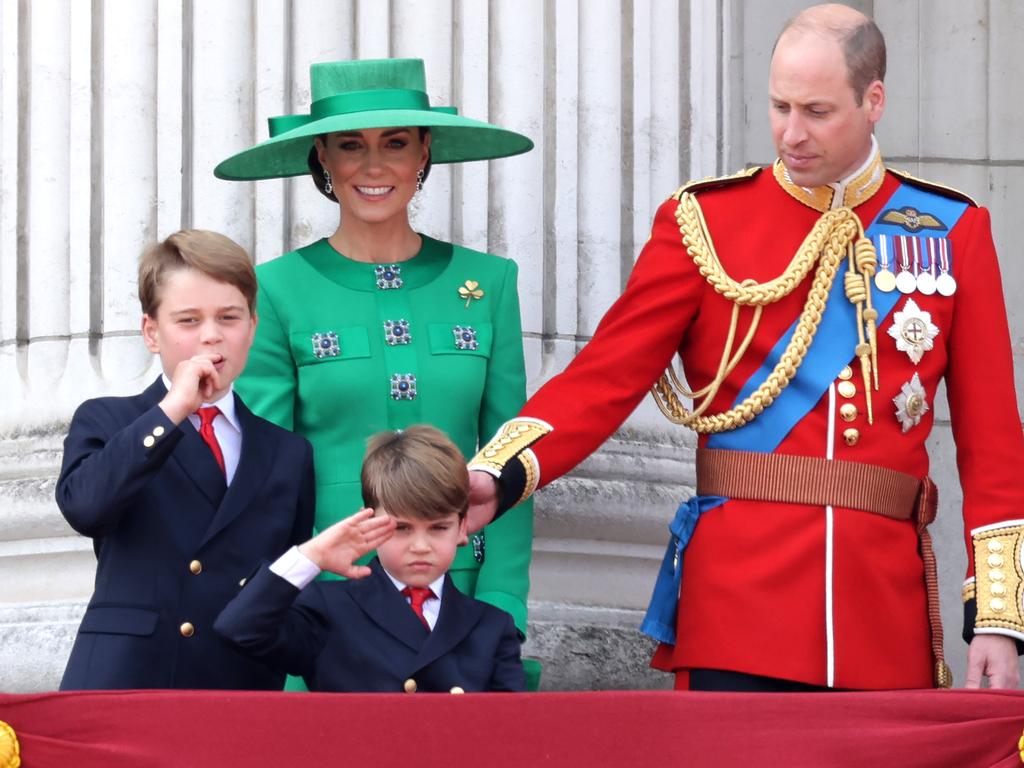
1, 689, 1023, 767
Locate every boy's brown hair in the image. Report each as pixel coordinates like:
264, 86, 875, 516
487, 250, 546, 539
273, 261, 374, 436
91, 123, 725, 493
361, 426, 469, 520
138, 229, 257, 316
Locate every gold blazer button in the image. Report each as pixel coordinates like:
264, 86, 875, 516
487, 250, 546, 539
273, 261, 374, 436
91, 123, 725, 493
179, 622, 195, 637
449, 686, 465, 695
403, 678, 417, 693
189, 560, 202, 575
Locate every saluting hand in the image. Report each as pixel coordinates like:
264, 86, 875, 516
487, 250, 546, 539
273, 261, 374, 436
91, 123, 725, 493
298, 508, 396, 579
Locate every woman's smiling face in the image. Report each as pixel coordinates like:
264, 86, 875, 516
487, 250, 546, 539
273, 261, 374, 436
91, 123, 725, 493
315, 127, 430, 227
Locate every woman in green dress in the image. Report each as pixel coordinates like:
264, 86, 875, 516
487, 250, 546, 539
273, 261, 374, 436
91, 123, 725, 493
215, 59, 538, 687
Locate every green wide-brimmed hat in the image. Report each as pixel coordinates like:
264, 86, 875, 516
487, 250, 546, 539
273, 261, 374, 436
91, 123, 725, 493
214, 58, 533, 180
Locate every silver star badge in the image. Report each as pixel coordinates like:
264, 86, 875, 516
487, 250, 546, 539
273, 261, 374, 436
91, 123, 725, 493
887, 297, 939, 365
894, 373, 929, 433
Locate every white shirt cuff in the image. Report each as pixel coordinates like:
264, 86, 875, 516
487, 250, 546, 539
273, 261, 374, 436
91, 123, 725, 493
269, 546, 321, 589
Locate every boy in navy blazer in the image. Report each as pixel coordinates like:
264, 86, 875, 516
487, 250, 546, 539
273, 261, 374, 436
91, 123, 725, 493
215, 426, 526, 693
57, 230, 315, 690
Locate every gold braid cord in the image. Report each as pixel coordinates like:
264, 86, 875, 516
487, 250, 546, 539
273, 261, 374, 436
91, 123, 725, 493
652, 191, 879, 434
0, 720, 19, 768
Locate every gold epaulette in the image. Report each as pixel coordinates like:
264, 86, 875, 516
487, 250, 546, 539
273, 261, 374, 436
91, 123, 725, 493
887, 167, 978, 207
670, 165, 762, 201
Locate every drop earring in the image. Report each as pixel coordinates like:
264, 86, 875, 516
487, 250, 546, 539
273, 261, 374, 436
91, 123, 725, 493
323, 167, 333, 195
416, 168, 424, 193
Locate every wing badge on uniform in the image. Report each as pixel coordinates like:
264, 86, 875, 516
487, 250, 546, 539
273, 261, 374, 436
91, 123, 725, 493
894, 372, 929, 433
880, 206, 947, 233
887, 297, 939, 364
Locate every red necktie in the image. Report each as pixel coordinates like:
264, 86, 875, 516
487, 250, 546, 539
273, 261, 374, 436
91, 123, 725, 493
196, 406, 226, 477
402, 586, 434, 629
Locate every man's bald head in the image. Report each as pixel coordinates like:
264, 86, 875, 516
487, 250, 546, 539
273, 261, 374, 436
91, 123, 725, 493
775, 4, 885, 106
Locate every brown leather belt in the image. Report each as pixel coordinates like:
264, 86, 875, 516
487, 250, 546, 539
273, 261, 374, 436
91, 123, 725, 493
696, 448, 922, 520
695, 448, 950, 687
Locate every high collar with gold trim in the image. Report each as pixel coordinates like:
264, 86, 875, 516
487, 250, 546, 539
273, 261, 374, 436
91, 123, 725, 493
773, 136, 885, 213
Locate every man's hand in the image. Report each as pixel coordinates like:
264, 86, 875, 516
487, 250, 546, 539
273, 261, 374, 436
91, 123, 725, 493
965, 634, 1021, 689
298, 508, 396, 579
159, 353, 225, 423
467, 470, 499, 533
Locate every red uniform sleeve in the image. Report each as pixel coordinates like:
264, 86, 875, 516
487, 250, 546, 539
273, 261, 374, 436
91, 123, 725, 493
943, 206, 1024, 579
521, 196, 706, 486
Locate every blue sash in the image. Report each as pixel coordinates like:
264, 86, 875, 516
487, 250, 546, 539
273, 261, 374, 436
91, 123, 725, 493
640, 495, 726, 644
641, 180, 968, 645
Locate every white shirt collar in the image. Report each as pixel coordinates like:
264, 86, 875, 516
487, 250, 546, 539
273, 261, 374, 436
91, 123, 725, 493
381, 563, 446, 601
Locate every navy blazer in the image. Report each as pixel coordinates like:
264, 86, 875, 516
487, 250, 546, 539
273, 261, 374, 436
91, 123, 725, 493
56, 377, 315, 690
214, 558, 526, 693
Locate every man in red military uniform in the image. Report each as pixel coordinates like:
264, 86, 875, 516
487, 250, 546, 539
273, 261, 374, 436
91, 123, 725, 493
468, 3, 1023, 691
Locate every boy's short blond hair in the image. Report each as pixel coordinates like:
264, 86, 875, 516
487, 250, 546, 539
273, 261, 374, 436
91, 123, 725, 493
361, 426, 469, 521
138, 229, 257, 316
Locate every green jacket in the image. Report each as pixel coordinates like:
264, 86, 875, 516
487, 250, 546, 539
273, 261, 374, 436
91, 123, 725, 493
236, 235, 533, 634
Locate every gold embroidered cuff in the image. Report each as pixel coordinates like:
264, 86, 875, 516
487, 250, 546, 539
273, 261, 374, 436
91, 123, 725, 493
962, 579, 976, 604
469, 418, 553, 476
514, 449, 540, 507
970, 521, 1024, 635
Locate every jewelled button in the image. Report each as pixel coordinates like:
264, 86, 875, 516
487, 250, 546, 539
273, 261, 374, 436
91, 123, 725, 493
311, 331, 340, 359
391, 374, 417, 400
453, 325, 479, 350
376, 264, 403, 290
384, 319, 412, 346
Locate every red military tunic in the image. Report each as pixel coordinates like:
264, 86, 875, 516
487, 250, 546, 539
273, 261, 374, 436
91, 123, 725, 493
474, 146, 1024, 689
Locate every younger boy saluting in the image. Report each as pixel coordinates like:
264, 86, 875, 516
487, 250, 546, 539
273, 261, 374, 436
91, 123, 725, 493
57, 230, 315, 690
215, 426, 526, 693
